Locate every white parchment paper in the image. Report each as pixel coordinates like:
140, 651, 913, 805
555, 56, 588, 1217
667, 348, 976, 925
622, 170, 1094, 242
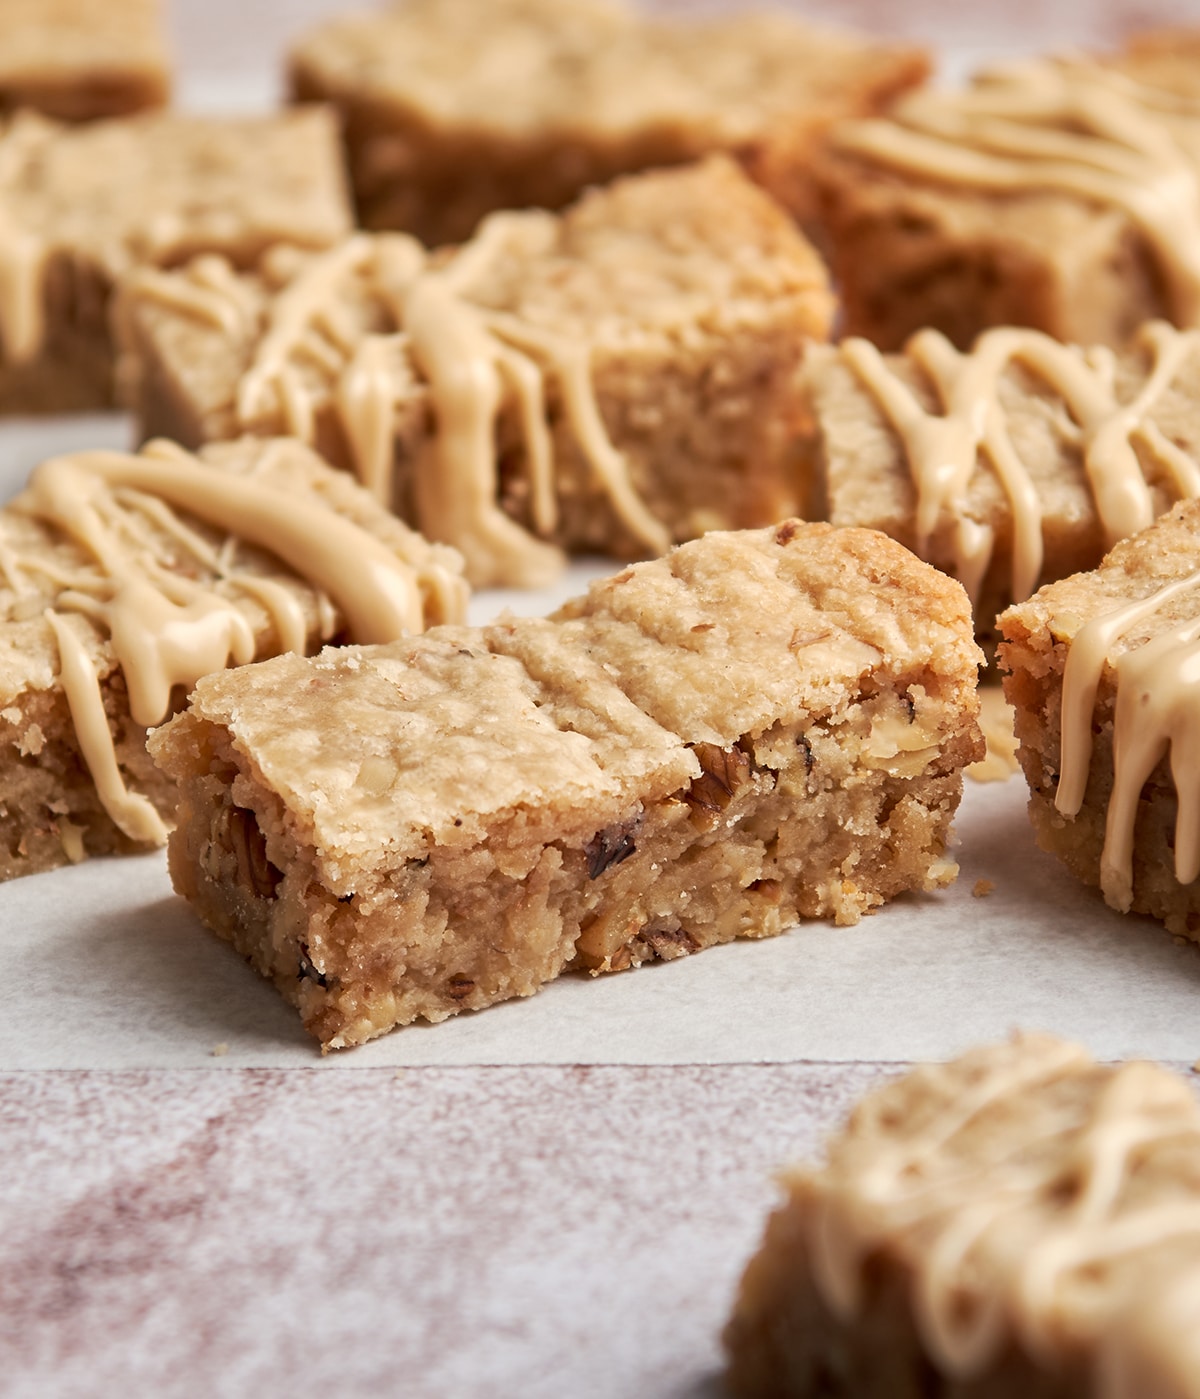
4, 767, 1200, 1068
3, 415, 1198, 1069
9, 0, 1200, 1069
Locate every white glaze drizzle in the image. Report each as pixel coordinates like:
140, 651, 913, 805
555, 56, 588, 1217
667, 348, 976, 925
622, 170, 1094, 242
835, 57, 1200, 327
133, 222, 670, 587
841, 320, 1200, 605
7, 445, 458, 844
1055, 567, 1200, 910
804, 1034, 1200, 1389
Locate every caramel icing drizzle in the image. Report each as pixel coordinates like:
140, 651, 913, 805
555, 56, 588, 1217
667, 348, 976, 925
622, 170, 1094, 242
0, 115, 54, 364
841, 320, 1200, 605
6, 442, 455, 845
1055, 567, 1200, 910
835, 57, 1200, 327
805, 1034, 1200, 1387
145, 222, 670, 588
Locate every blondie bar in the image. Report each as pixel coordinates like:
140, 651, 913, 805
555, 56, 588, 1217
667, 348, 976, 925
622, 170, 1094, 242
0, 0, 169, 121
0, 437, 465, 882
816, 50, 1200, 350
288, 0, 927, 246
117, 158, 835, 588
0, 106, 351, 412
999, 500, 1200, 937
801, 322, 1200, 636
149, 521, 982, 1051
725, 1033, 1200, 1397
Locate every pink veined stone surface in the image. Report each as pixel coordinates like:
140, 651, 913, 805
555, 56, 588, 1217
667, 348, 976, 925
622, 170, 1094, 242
1, 1063, 895, 1398
10, 3, 1200, 1396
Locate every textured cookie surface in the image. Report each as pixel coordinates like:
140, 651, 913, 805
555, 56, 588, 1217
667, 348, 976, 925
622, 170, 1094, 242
151, 522, 982, 1050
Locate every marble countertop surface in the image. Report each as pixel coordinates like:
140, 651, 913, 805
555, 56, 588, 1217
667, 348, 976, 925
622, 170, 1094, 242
11, 1, 1200, 1395
2, 1063, 888, 1398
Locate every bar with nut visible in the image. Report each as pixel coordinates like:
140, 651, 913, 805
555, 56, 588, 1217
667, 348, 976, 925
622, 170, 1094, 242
149, 520, 982, 1051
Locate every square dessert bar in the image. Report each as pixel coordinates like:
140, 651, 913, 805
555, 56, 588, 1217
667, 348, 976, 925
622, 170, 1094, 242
288, 0, 927, 246
815, 47, 1200, 350
149, 521, 982, 1051
117, 157, 835, 589
0, 106, 352, 412
0, 0, 169, 120
0, 437, 465, 882
801, 323, 1200, 638
999, 499, 1200, 938
725, 1033, 1200, 1397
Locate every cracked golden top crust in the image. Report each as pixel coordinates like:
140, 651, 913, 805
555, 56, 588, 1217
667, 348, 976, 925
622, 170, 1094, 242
289, 0, 926, 144
551, 522, 979, 745
0, 106, 351, 277
453, 157, 834, 346
152, 522, 981, 877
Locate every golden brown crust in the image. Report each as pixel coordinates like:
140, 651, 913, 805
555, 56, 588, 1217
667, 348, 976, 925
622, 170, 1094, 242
999, 499, 1200, 935
151, 522, 982, 1050
0, 0, 169, 120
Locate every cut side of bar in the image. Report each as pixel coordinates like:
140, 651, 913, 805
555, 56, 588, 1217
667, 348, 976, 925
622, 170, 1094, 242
999, 499, 1200, 937
150, 522, 982, 1051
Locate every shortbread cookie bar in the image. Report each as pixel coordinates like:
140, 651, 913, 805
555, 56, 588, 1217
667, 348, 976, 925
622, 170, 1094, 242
117, 158, 834, 589
816, 50, 1200, 350
149, 521, 982, 1051
0, 437, 465, 882
0, 106, 351, 412
999, 500, 1200, 938
288, 0, 927, 246
801, 322, 1200, 637
725, 1033, 1200, 1397
0, 0, 169, 120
